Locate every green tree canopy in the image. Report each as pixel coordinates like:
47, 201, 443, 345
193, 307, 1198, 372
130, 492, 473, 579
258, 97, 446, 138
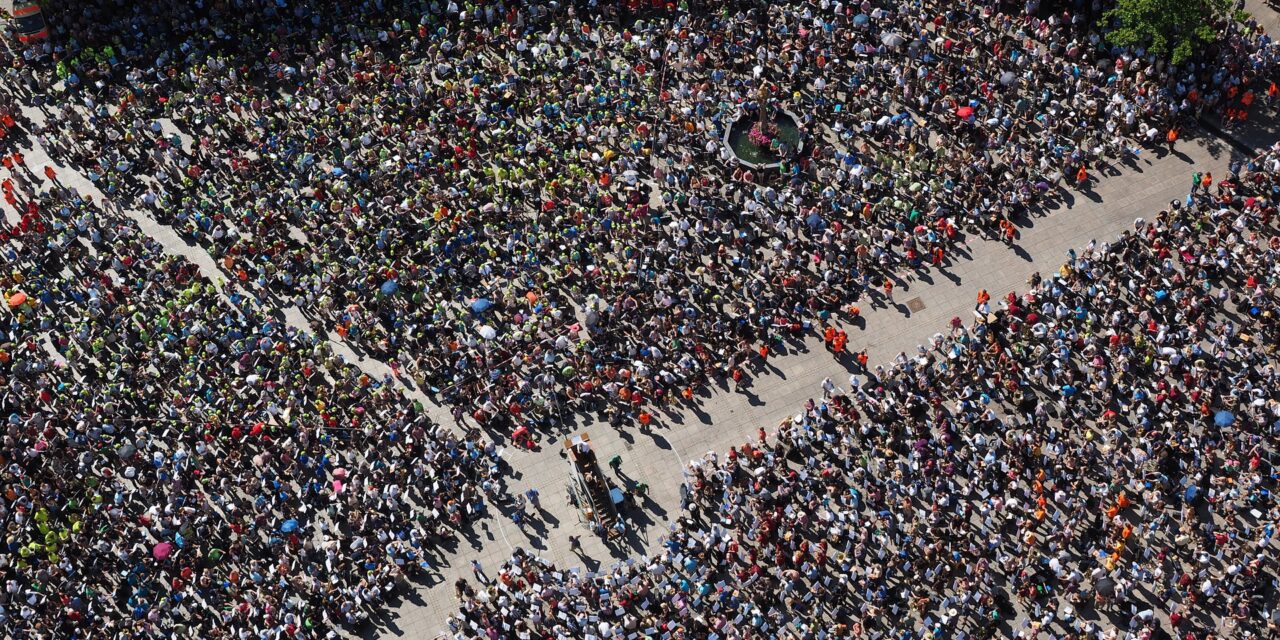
1104, 0, 1233, 64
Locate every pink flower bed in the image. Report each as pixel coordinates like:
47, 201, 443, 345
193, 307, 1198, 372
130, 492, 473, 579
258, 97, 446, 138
747, 120, 778, 147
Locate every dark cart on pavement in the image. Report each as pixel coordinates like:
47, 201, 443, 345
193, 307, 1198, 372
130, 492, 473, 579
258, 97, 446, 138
564, 433, 624, 538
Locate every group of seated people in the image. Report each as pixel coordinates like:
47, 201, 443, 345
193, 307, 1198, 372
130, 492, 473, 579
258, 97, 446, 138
0, 0, 1278, 637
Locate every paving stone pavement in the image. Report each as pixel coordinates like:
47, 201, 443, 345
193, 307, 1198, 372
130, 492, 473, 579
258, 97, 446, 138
3, 15, 1278, 637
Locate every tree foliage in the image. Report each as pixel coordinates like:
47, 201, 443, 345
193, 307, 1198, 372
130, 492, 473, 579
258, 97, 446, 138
1104, 0, 1233, 65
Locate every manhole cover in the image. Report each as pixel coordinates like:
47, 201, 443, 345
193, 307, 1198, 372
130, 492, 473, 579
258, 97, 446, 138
906, 297, 925, 312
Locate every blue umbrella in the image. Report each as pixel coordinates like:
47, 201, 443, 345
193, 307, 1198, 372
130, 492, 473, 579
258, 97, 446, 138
280, 519, 299, 533
1213, 411, 1235, 428
853, 13, 870, 25
1184, 486, 1201, 503
380, 280, 399, 296
470, 298, 492, 313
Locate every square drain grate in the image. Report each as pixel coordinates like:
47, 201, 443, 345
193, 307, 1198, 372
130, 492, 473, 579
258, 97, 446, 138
905, 297, 926, 313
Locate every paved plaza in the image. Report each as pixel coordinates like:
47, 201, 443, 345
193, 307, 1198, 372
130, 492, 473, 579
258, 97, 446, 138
2, 2, 1278, 636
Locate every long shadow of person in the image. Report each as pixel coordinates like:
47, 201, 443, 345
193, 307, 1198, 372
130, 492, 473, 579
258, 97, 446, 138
690, 404, 713, 424
538, 508, 560, 527
1009, 242, 1034, 262
832, 350, 862, 373
938, 263, 962, 286
638, 492, 667, 519
468, 522, 491, 548
574, 549, 601, 572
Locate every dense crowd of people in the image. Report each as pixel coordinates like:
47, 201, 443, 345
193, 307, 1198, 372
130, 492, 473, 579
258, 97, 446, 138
1, 181, 510, 638
447, 144, 1280, 639
7, 0, 1279, 433
0, 0, 1277, 638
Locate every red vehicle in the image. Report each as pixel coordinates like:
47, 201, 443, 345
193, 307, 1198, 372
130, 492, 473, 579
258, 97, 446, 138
11, 1, 48, 43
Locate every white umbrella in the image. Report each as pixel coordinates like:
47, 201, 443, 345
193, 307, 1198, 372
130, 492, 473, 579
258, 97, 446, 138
478, 325, 497, 340
881, 32, 906, 48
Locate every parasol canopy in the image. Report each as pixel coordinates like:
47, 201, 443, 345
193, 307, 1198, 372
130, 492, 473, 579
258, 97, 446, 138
152, 542, 174, 560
